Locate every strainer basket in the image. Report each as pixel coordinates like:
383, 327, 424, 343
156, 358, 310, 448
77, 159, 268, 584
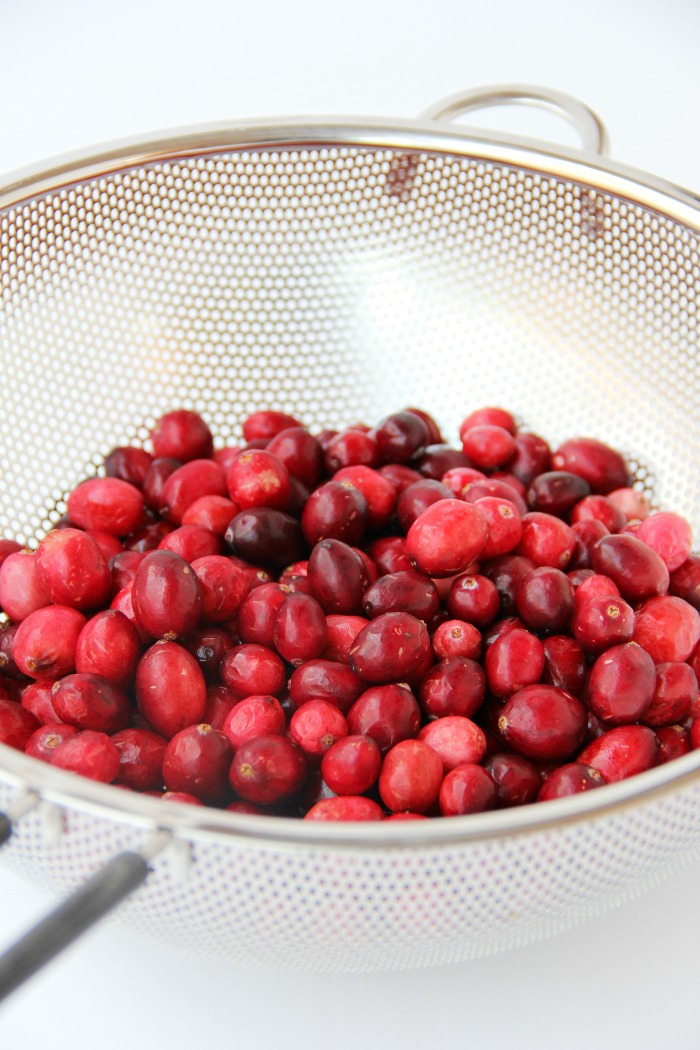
1, 85, 700, 978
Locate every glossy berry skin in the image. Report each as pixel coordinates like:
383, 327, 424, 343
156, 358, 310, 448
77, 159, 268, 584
222, 694, 286, 750
142, 457, 182, 512
123, 520, 174, 554
373, 411, 430, 464
25, 723, 79, 763
237, 583, 287, 647
324, 428, 380, 473
346, 684, 421, 753
181, 495, 240, 536
578, 725, 659, 782
321, 735, 382, 795
446, 574, 499, 630
67, 477, 145, 536
406, 499, 487, 578
416, 445, 473, 482
151, 410, 213, 462
633, 595, 700, 663
551, 437, 630, 494
396, 480, 455, 533
526, 471, 591, 517
162, 724, 233, 802
301, 481, 368, 547
643, 662, 698, 727
483, 753, 542, 807
591, 534, 669, 602
50, 730, 121, 783
131, 550, 203, 640
485, 628, 545, 700
0, 552, 51, 623
265, 427, 324, 488
242, 410, 303, 443
289, 700, 348, 758
431, 619, 482, 661
508, 432, 552, 485
569, 520, 610, 570
418, 715, 486, 771
349, 612, 431, 684
112, 728, 167, 791
439, 763, 498, 816
226, 508, 305, 571
670, 555, 700, 611
158, 524, 222, 561
229, 735, 308, 805
362, 570, 439, 623
570, 495, 626, 534
537, 763, 606, 801
305, 796, 384, 821
20, 681, 61, 725
461, 424, 516, 470
656, 725, 691, 764
191, 556, 247, 624
51, 672, 131, 734
518, 512, 576, 570
332, 466, 396, 532
226, 449, 292, 511
587, 643, 656, 725
220, 644, 286, 699
516, 567, 575, 634
0, 698, 40, 750
498, 684, 587, 762
484, 554, 537, 615
323, 615, 370, 664
12, 606, 86, 680
366, 537, 412, 576
288, 659, 364, 714
36, 529, 112, 611
475, 497, 523, 559
135, 641, 207, 738
459, 406, 517, 439
273, 592, 328, 666
75, 610, 141, 687
542, 635, 587, 696
104, 446, 153, 488
379, 739, 443, 814
418, 657, 486, 719
307, 539, 369, 615
159, 460, 227, 524
571, 594, 635, 654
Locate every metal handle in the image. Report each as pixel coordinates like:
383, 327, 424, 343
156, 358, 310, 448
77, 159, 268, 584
421, 84, 610, 157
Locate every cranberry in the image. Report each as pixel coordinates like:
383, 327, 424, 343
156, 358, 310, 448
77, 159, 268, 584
112, 727, 167, 790
0, 551, 51, 622
571, 593, 635, 653
189, 555, 247, 623
25, 722, 79, 763
483, 753, 542, 807
362, 570, 439, 623
459, 406, 517, 439
110, 582, 150, 642
301, 481, 368, 547
537, 762, 606, 801
273, 592, 327, 665
462, 478, 528, 516
87, 531, 123, 562
378, 739, 443, 813
526, 471, 591, 517
123, 520, 175, 553
288, 659, 363, 714
289, 699, 348, 758
74, 610, 141, 688
418, 715, 486, 770
151, 409, 213, 462
0, 539, 22, 567
489, 472, 528, 501
670, 554, 700, 611
143, 457, 182, 512
475, 497, 523, 559
36, 529, 111, 611
578, 724, 658, 782
633, 595, 700, 663
441, 467, 487, 498
160, 791, 204, 805
320, 735, 382, 795
431, 619, 482, 661
324, 428, 380, 472
542, 635, 587, 696
226, 507, 305, 570
573, 573, 621, 606
349, 612, 431, 683
203, 684, 240, 731
569, 519, 610, 569
483, 554, 537, 614
346, 683, 420, 752
332, 466, 396, 531
162, 724, 232, 802
587, 642, 656, 725
396, 479, 455, 533
406, 499, 487, 578
51, 729, 121, 782
366, 536, 412, 576
371, 411, 429, 464
635, 512, 693, 572
0, 626, 23, 679
498, 684, 587, 761
461, 424, 516, 470
104, 446, 153, 488
656, 724, 691, 764
305, 796, 384, 821
509, 432, 552, 485
229, 734, 308, 804
181, 495, 240, 535
415, 445, 474, 481
20, 680, 61, 724
516, 567, 574, 634
323, 615, 369, 663
377, 463, 422, 492
222, 694, 286, 749
552, 437, 631, 494
307, 539, 369, 615
181, 626, 234, 682
265, 427, 324, 488
485, 628, 545, 699
135, 640, 206, 738
159, 459, 227, 524
237, 583, 287, 647
220, 644, 286, 699
482, 614, 525, 650
0, 697, 40, 749
642, 662, 698, 727
518, 512, 576, 569
131, 550, 202, 640
158, 524, 222, 560
418, 657, 486, 718
12, 605, 86, 680
224, 449, 292, 512
242, 410, 303, 443
439, 763, 498, 816
570, 495, 626, 533
67, 477, 145, 535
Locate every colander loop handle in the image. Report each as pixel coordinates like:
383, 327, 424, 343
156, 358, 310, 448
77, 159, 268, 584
421, 84, 610, 156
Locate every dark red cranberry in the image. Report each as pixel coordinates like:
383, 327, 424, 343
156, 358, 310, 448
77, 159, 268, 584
396, 479, 455, 533
0, 551, 51, 623
104, 446, 153, 488
633, 595, 700, 663
346, 683, 420, 752
418, 657, 485, 718
377, 463, 422, 492
552, 437, 631, 494
226, 507, 306, 570
509, 432, 552, 485
516, 567, 575, 634
307, 539, 369, 615
439, 763, 497, 816
305, 796, 383, 821
366, 536, 412, 576
321, 734, 382, 795
642, 662, 698, 727
459, 406, 517, 439
406, 499, 487, 578
75, 610, 141, 688
332, 466, 396, 532
236, 583, 287, 647
415, 445, 474, 481
537, 762, 606, 801
482, 614, 525, 650
475, 497, 523, 559
12, 605, 86, 680
431, 619, 482, 661
498, 684, 587, 761
485, 628, 545, 699
542, 635, 587, 696
362, 570, 439, 623
203, 684, 240, 731
324, 428, 380, 473
112, 727, 167, 790
518, 512, 576, 569
242, 410, 303, 443
135, 641, 206, 738
273, 592, 328, 666
265, 427, 324, 488
181, 626, 234, 682
301, 481, 369, 548
578, 724, 658, 782
143, 457, 182, 512
131, 550, 202, 640
0, 625, 24, 679
461, 424, 516, 470
569, 519, 610, 569
50, 729, 120, 782
571, 593, 634, 653
483, 753, 542, 807
151, 410, 213, 462
162, 724, 233, 802
229, 734, 308, 804
656, 724, 691, 764
669, 554, 700, 611
123, 520, 174, 553
587, 642, 656, 725
483, 554, 537, 615
404, 406, 443, 444
348, 612, 431, 683
25, 723, 79, 763
372, 411, 430, 464
288, 659, 364, 714
418, 715, 486, 770
289, 699, 348, 758
67, 477, 145, 535
222, 694, 286, 749
36, 529, 111, 611
526, 470, 591, 517
0, 697, 40, 750
220, 644, 286, 699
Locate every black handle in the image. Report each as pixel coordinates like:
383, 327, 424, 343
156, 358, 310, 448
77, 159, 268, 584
0, 812, 12, 847
0, 850, 150, 1003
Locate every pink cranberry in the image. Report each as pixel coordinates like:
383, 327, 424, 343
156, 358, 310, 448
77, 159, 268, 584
305, 796, 383, 821
75, 609, 141, 687
633, 595, 700, 663
346, 683, 420, 752
518, 512, 576, 569
362, 570, 439, 623
483, 753, 542, 807
418, 657, 486, 718
220, 644, 286, 699
552, 437, 631, 494
131, 550, 202, 640
607, 487, 651, 521
459, 406, 517, 439
635, 512, 693, 572
222, 694, 286, 749
135, 640, 206, 738
516, 567, 575, 633
151, 409, 213, 462
0, 551, 51, 622
571, 594, 635, 653
498, 684, 587, 761
542, 635, 587, 696
0, 697, 40, 749
461, 424, 516, 470
509, 431, 552, 485
0, 539, 22, 567
349, 612, 431, 683
51, 729, 121, 782
273, 592, 328, 666
160, 459, 228, 523
537, 762, 606, 801
36, 529, 111, 611
289, 700, 348, 758
226, 508, 305, 571
67, 477, 146, 535
670, 554, 700, 611
307, 539, 369, 615
112, 727, 167, 790
485, 628, 545, 699
320, 735, 382, 795
12, 605, 86, 680
378, 739, 443, 813
591, 534, 670, 602
578, 724, 658, 782
526, 471, 591, 517
162, 723, 233, 802
642, 662, 698, 727
242, 410, 303, 443
439, 763, 498, 816
25, 722, 79, 763
229, 734, 308, 804
288, 659, 363, 714
587, 642, 656, 725
406, 499, 487, 578
418, 715, 486, 770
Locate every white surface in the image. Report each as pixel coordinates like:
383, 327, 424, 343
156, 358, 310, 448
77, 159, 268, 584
1, 1, 700, 1047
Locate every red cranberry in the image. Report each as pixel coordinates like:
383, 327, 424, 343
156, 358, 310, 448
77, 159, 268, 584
229, 734, 308, 804
406, 499, 487, 578
441, 466, 487, 498
87, 531, 123, 562
483, 554, 537, 614
301, 481, 368, 547
542, 635, 587, 696
431, 619, 482, 661
587, 642, 656, 725
305, 796, 383, 821
485, 628, 545, 699
570, 495, 626, 533
396, 479, 455, 532
324, 428, 380, 473
12, 605, 86, 680
143, 457, 182, 512
321, 735, 382, 795
242, 410, 303, 443
569, 519, 610, 569
0, 626, 24, 679
571, 594, 635, 653
537, 762, 606, 801
642, 662, 698, 727
552, 437, 631, 494
220, 644, 286, 699
307, 539, 369, 615
0, 551, 51, 622
379, 739, 443, 813
349, 612, 431, 683
123, 520, 175, 553
135, 640, 206, 738
483, 753, 542, 807
516, 566, 575, 634
112, 727, 167, 790
25, 722, 79, 763
372, 411, 430, 464
222, 694, 286, 749
633, 595, 700, 663
51, 729, 121, 782
158, 524, 222, 560
366, 536, 412, 575
36, 529, 111, 611
459, 406, 517, 439
104, 446, 153, 488
416, 445, 476, 482
670, 554, 700, 611
289, 699, 348, 758
162, 723, 233, 802
461, 424, 516, 470
332, 466, 396, 532
362, 570, 439, 623
225, 449, 292, 512
509, 431, 552, 485
203, 684, 240, 731
75, 610, 141, 688
288, 659, 363, 714
160, 459, 227, 523
592, 534, 670, 602
498, 684, 587, 761
656, 724, 691, 764
462, 478, 528, 516
346, 683, 420, 752
190, 555, 247, 623
266, 427, 324, 488
526, 471, 591, 517
151, 410, 213, 462
131, 550, 202, 640
20, 680, 61, 724
418, 657, 486, 718
236, 583, 287, 647
110, 582, 150, 642
0, 539, 22, 567
578, 724, 658, 782
573, 573, 621, 606
273, 592, 327, 665
160, 791, 204, 805
488, 472, 528, 501
482, 614, 525, 650
439, 763, 497, 816
518, 512, 576, 569
0, 697, 40, 749
418, 715, 486, 770
181, 495, 240, 535
226, 508, 305, 570
607, 487, 651, 521
67, 477, 145, 535
377, 463, 422, 492
475, 497, 523, 559
635, 512, 693, 572
323, 614, 370, 663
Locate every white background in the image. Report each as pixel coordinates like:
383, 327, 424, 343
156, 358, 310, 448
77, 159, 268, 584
1, 1, 700, 1047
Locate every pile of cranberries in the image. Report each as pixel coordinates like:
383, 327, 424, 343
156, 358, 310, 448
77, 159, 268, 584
1, 405, 699, 822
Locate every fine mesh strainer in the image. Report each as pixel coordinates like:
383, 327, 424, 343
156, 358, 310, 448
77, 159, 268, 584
1, 85, 700, 984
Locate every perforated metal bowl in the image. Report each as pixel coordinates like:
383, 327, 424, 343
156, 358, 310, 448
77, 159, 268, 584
1, 86, 700, 973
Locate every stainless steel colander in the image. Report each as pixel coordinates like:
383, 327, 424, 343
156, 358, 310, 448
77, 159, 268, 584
1, 85, 700, 978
